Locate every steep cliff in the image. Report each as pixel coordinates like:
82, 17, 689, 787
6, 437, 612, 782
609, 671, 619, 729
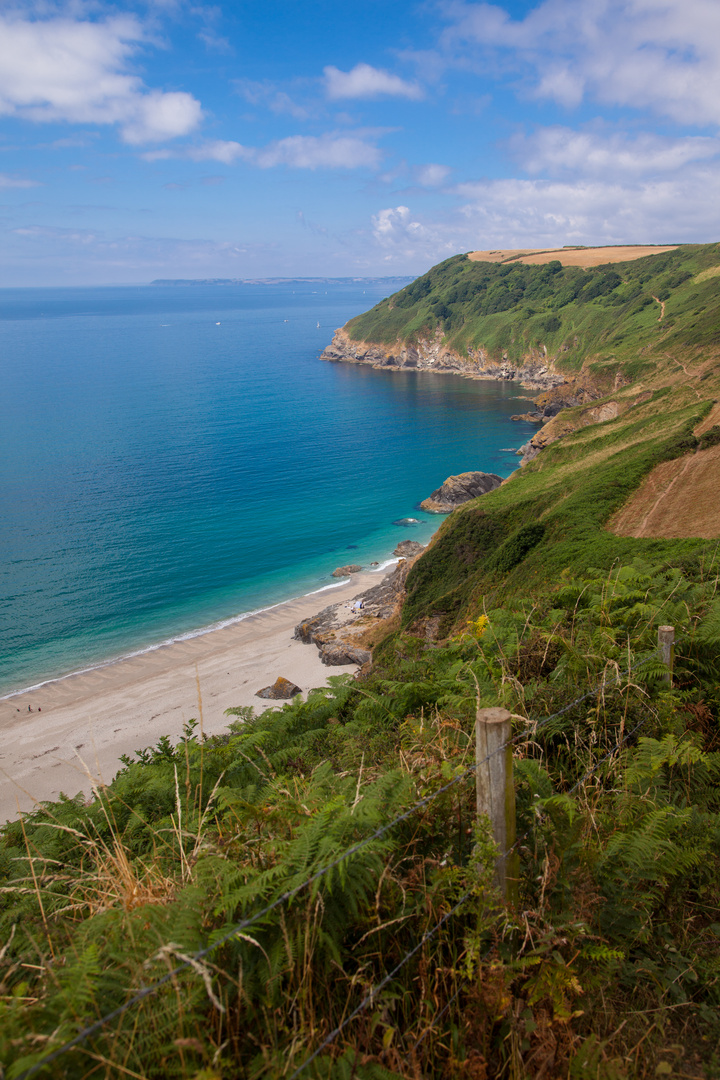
322, 242, 720, 463
321, 325, 568, 390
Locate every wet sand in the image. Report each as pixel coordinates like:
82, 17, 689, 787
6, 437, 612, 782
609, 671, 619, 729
0, 571, 385, 823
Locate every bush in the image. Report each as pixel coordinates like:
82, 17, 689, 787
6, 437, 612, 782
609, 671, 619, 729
487, 522, 546, 573
698, 425, 720, 450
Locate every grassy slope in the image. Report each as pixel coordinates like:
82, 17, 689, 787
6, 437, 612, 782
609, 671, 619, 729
3, 248, 720, 1080
345, 243, 720, 385
400, 391, 714, 633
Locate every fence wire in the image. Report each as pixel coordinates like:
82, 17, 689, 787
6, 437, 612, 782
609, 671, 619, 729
14, 656, 652, 1080
404, 711, 654, 1063
291, 709, 651, 1077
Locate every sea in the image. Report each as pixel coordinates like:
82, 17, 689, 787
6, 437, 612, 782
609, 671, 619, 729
0, 281, 538, 698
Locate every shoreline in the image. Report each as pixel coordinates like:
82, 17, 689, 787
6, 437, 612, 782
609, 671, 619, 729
0, 558, 401, 703
0, 567, 393, 823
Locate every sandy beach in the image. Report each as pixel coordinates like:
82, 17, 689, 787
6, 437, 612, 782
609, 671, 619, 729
0, 570, 388, 824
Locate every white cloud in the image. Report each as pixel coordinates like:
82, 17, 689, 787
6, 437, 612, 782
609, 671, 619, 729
0, 173, 40, 188
454, 169, 720, 246
188, 140, 249, 164
368, 164, 720, 266
440, 0, 720, 126
151, 133, 382, 170
371, 205, 461, 262
253, 134, 381, 169
510, 127, 720, 177
416, 163, 451, 186
324, 63, 423, 101
0, 14, 202, 143
198, 30, 233, 54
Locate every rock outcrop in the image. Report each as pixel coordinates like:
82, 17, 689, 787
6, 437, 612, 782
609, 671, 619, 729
319, 643, 372, 667
393, 540, 425, 557
295, 557, 420, 667
511, 411, 544, 423
331, 564, 362, 577
256, 677, 302, 699
321, 327, 567, 390
419, 472, 503, 513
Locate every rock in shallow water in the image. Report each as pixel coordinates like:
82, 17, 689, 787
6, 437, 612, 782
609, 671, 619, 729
392, 517, 419, 526
419, 471, 503, 514
256, 676, 302, 699
331, 564, 363, 577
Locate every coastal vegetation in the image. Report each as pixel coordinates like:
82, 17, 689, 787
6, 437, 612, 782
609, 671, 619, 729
3, 244, 720, 1079
345, 244, 720, 375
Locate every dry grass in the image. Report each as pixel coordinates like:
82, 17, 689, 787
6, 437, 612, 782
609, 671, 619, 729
694, 264, 720, 283
468, 245, 678, 267
66, 836, 177, 915
695, 400, 720, 435
608, 443, 720, 539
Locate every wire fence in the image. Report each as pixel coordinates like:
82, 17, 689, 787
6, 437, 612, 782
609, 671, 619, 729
14, 656, 653, 1080
289, 706, 654, 1078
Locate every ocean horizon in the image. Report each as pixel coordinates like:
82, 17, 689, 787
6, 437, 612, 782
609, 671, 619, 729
0, 281, 537, 698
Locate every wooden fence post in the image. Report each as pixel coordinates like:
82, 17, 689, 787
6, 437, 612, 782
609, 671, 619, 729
658, 625, 675, 685
475, 707, 517, 903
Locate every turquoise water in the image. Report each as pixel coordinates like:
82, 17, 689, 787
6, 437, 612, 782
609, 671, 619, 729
0, 282, 537, 695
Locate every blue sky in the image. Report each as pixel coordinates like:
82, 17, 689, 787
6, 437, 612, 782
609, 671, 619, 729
1, 0, 719, 284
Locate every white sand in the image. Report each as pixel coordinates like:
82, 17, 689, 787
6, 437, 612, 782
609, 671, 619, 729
0, 571, 386, 823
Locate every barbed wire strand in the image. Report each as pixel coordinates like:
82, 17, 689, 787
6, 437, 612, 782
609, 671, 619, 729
294, 805, 536, 1079
14, 659, 651, 1080
408, 711, 653, 1059
287, 891, 475, 1080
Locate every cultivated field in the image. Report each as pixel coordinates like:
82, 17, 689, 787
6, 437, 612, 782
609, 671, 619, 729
469, 245, 678, 267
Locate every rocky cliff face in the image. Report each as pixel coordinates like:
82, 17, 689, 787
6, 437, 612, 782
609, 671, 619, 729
322, 328, 635, 469
294, 557, 418, 667
321, 327, 568, 390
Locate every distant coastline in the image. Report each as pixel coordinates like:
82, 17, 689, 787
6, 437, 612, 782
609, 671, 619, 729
149, 276, 416, 287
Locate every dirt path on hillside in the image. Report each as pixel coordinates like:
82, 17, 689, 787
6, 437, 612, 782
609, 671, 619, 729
651, 295, 666, 321
635, 454, 694, 536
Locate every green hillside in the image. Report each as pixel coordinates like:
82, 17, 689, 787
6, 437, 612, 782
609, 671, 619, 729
3, 247, 720, 1080
346, 244, 720, 380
